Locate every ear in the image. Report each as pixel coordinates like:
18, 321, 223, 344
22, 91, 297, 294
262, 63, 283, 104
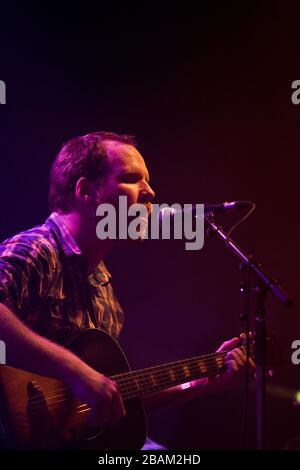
74, 177, 96, 206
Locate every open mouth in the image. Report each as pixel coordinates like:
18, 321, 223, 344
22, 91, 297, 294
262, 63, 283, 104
145, 202, 152, 216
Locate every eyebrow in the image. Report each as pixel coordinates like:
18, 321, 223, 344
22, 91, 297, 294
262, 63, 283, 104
120, 171, 150, 184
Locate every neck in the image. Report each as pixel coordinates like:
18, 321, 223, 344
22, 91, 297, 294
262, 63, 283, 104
58, 211, 116, 273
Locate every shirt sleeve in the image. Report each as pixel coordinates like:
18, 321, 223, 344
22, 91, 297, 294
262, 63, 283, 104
0, 234, 56, 317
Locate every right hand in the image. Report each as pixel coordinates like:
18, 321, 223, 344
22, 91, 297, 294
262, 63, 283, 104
69, 367, 126, 427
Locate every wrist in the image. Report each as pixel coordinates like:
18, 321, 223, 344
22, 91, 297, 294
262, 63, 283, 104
57, 352, 93, 386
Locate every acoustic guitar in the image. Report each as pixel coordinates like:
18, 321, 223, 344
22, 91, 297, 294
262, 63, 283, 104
0, 328, 255, 449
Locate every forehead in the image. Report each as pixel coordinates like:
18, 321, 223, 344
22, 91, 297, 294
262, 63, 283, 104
103, 140, 149, 178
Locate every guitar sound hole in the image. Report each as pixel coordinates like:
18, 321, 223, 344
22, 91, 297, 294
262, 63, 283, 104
83, 424, 104, 441
69, 423, 103, 442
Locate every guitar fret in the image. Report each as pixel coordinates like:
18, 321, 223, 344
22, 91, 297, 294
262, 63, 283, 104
134, 377, 141, 391
149, 373, 157, 387
140, 372, 157, 393
114, 345, 252, 401
169, 369, 176, 382
216, 356, 224, 367
183, 365, 191, 379
198, 359, 207, 374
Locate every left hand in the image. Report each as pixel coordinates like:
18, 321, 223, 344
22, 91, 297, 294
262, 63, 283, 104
215, 335, 255, 387
191, 335, 255, 396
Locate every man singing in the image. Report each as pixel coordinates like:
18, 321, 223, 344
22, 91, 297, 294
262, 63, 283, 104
0, 131, 250, 447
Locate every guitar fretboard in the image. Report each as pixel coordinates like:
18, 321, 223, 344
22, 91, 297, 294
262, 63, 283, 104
112, 343, 252, 400
111, 351, 228, 400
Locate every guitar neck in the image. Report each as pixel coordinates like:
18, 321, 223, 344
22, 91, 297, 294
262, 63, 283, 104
111, 350, 231, 401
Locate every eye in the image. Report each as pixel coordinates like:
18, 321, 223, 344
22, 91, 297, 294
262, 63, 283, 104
120, 172, 142, 183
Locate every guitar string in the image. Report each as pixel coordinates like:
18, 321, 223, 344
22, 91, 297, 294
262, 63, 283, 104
10, 356, 225, 416
28, 345, 251, 405
11, 344, 254, 415
12, 363, 225, 419
14, 367, 225, 427
12, 363, 225, 422
23, 352, 228, 406
12, 345, 253, 413
35, 344, 252, 404
11, 357, 239, 418
12, 342, 254, 420
17, 350, 227, 405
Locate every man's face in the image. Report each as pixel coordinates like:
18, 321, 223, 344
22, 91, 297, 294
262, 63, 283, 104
97, 140, 155, 207
95, 140, 155, 240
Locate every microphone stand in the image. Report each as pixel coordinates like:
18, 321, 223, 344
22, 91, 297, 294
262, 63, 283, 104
205, 214, 293, 450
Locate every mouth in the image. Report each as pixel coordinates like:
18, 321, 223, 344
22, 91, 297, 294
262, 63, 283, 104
145, 202, 152, 216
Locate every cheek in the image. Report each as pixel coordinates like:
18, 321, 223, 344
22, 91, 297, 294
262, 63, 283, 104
97, 184, 138, 208
116, 185, 138, 205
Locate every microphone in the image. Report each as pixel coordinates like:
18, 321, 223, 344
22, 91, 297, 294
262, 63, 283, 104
203, 200, 253, 214
158, 200, 253, 221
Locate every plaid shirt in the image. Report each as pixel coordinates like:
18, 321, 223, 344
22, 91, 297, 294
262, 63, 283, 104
0, 213, 124, 344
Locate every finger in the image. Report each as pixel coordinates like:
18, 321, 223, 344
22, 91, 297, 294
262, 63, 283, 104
99, 393, 114, 426
230, 347, 247, 362
239, 333, 247, 345
239, 353, 256, 369
238, 346, 256, 368
93, 379, 117, 426
249, 357, 256, 368
217, 337, 240, 352
237, 340, 256, 368
243, 331, 254, 338
110, 389, 126, 427
239, 332, 252, 343
226, 350, 244, 367
225, 359, 239, 374
90, 396, 112, 427
108, 381, 126, 425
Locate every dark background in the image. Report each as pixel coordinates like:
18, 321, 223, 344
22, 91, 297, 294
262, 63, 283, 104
0, 1, 300, 449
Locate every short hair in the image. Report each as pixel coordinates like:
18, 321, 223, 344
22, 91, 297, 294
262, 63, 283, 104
49, 131, 136, 213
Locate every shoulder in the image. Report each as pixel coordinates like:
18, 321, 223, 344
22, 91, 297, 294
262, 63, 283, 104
0, 222, 60, 271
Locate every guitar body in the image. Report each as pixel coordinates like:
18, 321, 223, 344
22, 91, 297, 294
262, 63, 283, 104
0, 329, 147, 449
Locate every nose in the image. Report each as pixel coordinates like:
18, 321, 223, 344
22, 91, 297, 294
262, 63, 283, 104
141, 182, 155, 202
